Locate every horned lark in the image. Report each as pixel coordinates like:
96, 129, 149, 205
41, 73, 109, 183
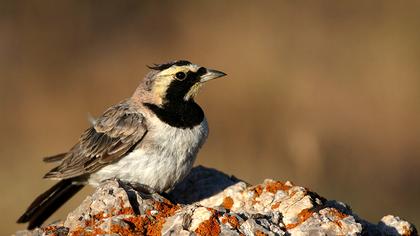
17, 60, 226, 229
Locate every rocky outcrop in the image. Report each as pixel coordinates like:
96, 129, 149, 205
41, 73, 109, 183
16, 166, 417, 236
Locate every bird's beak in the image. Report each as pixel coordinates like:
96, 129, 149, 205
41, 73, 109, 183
200, 69, 227, 83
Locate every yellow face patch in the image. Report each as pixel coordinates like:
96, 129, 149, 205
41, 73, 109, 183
184, 82, 203, 101
152, 64, 202, 102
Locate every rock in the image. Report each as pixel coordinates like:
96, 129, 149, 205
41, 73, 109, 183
15, 166, 418, 236
378, 215, 418, 236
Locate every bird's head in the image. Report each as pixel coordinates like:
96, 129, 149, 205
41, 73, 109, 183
141, 60, 226, 104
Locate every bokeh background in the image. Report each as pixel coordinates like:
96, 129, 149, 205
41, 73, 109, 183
1, 0, 419, 234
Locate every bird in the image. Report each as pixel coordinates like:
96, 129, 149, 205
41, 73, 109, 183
17, 60, 227, 229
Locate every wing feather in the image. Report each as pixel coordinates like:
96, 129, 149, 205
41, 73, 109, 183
44, 101, 147, 179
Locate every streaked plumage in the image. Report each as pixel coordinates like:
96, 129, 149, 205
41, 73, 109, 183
17, 60, 226, 229
44, 101, 147, 178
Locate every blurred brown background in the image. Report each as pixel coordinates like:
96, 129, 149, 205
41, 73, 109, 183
1, 0, 419, 234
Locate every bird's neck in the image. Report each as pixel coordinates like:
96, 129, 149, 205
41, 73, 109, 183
144, 99, 204, 129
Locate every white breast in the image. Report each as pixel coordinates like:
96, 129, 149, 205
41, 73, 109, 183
89, 117, 208, 192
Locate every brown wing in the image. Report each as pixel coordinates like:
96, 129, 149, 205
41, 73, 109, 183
44, 101, 147, 179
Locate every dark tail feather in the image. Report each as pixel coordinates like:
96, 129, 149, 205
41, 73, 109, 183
17, 179, 84, 229
43, 153, 67, 163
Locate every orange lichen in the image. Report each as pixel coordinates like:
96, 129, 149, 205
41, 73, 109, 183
327, 208, 349, 229
221, 214, 240, 229
327, 208, 348, 219
253, 185, 264, 196
69, 199, 180, 236
84, 211, 108, 227
222, 196, 234, 210
401, 225, 415, 236
148, 222, 164, 236
42, 225, 65, 235
285, 208, 314, 229
118, 207, 135, 215
43, 225, 59, 232
129, 216, 150, 231
206, 207, 218, 215
71, 226, 105, 236
271, 202, 280, 209
70, 210, 110, 235
265, 181, 291, 193
289, 190, 297, 197
195, 216, 221, 236
227, 215, 240, 228
121, 201, 179, 236
255, 229, 268, 236
154, 201, 180, 218
335, 220, 343, 228
110, 224, 139, 236
251, 185, 264, 205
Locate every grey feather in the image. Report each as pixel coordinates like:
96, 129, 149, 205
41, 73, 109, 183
43, 100, 147, 179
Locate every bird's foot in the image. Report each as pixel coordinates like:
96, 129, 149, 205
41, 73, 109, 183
116, 179, 152, 215
115, 179, 174, 210
129, 182, 157, 196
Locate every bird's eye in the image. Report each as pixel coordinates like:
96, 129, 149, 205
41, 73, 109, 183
175, 72, 186, 80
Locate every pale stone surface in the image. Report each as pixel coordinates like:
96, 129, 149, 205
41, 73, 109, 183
189, 207, 213, 231
379, 215, 418, 236
15, 166, 418, 236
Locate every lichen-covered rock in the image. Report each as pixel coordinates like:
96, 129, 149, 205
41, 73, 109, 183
15, 166, 418, 236
378, 215, 418, 236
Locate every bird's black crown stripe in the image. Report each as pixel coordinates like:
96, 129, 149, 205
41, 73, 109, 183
148, 60, 192, 71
